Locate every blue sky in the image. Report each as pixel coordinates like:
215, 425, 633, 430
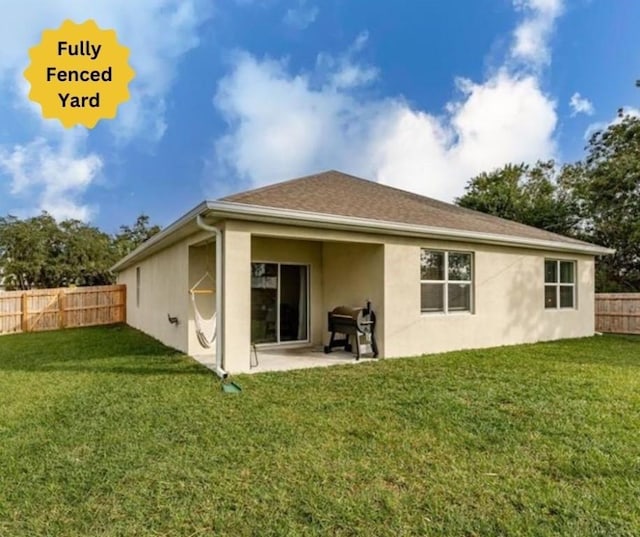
0, 0, 638, 233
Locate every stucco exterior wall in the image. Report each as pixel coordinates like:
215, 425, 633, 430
118, 239, 189, 352
117, 230, 214, 354
118, 218, 596, 373
221, 227, 252, 373
383, 239, 594, 357
322, 242, 385, 355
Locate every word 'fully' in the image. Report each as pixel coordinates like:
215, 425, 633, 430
58, 41, 102, 61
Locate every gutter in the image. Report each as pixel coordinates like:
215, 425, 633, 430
112, 198, 614, 273
195, 214, 228, 380
205, 200, 616, 257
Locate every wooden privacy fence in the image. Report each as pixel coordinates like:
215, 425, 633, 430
0, 285, 126, 335
595, 293, 640, 335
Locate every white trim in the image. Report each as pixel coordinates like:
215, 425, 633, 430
206, 201, 615, 256
112, 199, 614, 272
544, 258, 577, 310
420, 249, 474, 314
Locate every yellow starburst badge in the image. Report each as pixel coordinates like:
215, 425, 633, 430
24, 19, 135, 129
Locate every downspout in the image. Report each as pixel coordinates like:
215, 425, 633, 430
196, 214, 228, 379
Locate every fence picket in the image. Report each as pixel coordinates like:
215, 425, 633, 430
0, 285, 126, 335
595, 293, 640, 335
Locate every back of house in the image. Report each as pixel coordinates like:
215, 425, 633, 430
112, 170, 612, 374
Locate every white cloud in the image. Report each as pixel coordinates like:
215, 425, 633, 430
373, 73, 556, 200
0, 0, 210, 220
0, 0, 210, 143
283, 1, 318, 30
211, 1, 562, 202
316, 31, 379, 90
569, 92, 594, 116
511, 0, 563, 67
0, 129, 103, 221
213, 54, 556, 202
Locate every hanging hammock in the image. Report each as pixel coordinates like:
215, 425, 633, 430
190, 272, 216, 349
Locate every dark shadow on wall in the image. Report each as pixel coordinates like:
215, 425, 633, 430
501, 253, 582, 345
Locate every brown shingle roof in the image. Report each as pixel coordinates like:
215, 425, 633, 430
221, 170, 592, 247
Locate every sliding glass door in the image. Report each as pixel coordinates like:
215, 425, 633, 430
251, 263, 309, 344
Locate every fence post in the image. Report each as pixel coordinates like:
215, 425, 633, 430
122, 285, 127, 323
59, 290, 66, 329
21, 292, 28, 332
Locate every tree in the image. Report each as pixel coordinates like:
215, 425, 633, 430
0, 212, 161, 290
0, 213, 61, 290
113, 214, 161, 258
58, 219, 117, 286
457, 116, 640, 292
457, 160, 580, 236
565, 115, 640, 291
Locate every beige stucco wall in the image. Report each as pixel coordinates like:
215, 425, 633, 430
118, 239, 190, 352
383, 239, 594, 357
322, 242, 385, 355
228, 220, 595, 368
118, 218, 596, 373
117, 230, 213, 354
221, 227, 252, 373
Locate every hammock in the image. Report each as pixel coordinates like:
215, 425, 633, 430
190, 272, 216, 349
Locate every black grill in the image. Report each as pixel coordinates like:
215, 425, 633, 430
324, 301, 378, 359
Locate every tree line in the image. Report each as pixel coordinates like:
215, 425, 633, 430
1, 115, 638, 292
458, 114, 640, 292
0, 214, 160, 290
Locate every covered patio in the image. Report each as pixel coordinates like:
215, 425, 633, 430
187, 224, 385, 374
192, 346, 377, 374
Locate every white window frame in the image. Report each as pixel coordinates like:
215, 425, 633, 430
420, 249, 474, 314
544, 259, 577, 310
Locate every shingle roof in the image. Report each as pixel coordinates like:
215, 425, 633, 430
221, 170, 592, 247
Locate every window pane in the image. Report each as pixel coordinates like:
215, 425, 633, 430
545, 260, 557, 283
251, 262, 278, 289
560, 286, 574, 308
448, 283, 471, 311
420, 250, 444, 280
544, 285, 557, 308
560, 261, 574, 283
421, 283, 444, 312
448, 252, 472, 281
251, 263, 278, 343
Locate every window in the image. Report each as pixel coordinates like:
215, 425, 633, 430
544, 259, 576, 309
136, 267, 141, 307
421, 250, 473, 313
251, 263, 309, 344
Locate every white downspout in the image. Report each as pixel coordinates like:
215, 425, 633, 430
196, 215, 228, 379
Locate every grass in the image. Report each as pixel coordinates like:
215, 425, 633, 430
1, 326, 640, 536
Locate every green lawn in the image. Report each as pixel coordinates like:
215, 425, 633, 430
1, 326, 639, 536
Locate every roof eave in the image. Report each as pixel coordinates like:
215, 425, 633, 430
111, 201, 209, 272
206, 200, 615, 256
111, 200, 614, 272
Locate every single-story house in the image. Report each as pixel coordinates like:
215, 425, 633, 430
112, 170, 613, 375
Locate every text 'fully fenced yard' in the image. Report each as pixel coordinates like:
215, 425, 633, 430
1, 326, 639, 536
